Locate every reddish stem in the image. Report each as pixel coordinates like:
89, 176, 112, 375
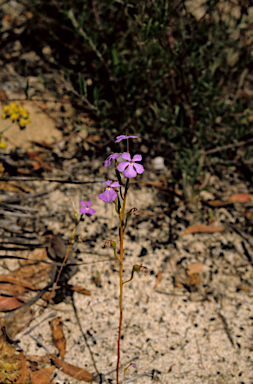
116, 224, 124, 383
116, 186, 127, 383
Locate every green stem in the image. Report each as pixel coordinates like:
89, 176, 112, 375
0, 123, 13, 134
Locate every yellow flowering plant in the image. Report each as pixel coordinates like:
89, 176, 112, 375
0, 102, 31, 149
1, 102, 31, 130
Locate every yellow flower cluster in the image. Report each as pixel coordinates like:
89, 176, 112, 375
1, 102, 31, 130
0, 134, 6, 149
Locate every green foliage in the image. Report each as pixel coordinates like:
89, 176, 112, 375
176, 143, 205, 203
18, 0, 253, 153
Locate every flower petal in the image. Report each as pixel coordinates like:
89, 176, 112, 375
98, 190, 110, 203
104, 153, 121, 167
124, 164, 137, 178
108, 188, 117, 201
104, 180, 113, 186
111, 181, 121, 188
111, 153, 121, 159
115, 135, 126, 143
80, 200, 86, 207
99, 188, 117, 203
134, 163, 144, 174
122, 152, 131, 161
117, 162, 129, 172
86, 201, 92, 207
115, 135, 139, 143
79, 206, 96, 216
104, 158, 111, 167
132, 154, 142, 162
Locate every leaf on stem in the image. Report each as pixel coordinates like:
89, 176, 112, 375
125, 207, 139, 229
123, 264, 148, 285
102, 239, 120, 262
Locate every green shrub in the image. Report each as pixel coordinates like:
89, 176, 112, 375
16, 0, 253, 154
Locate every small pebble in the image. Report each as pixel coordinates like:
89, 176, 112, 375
152, 156, 165, 170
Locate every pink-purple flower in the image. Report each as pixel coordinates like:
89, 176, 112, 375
115, 135, 139, 143
79, 200, 96, 216
104, 153, 121, 167
99, 180, 121, 203
117, 152, 144, 178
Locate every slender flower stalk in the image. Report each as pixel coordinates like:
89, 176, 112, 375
116, 178, 129, 384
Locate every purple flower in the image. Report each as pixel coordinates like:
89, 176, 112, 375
104, 153, 121, 167
99, 180, 121, 203
115, 135, 139, 143
79, 200, 96, 216
117, 152, 144, 178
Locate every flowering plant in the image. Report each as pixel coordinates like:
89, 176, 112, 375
77, 135, 147, 382
1, 102, 31, 130
0, 102, 32, 149
98, 134, 147, 383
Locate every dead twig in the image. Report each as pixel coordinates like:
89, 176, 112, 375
194, 334, 205, 370
59, 70, 98, 113
216, 311, 235, 348
228, 224, 253, 248
0, 254, 113, 267
23, 312, 57, 336
71, 295, 100, 377
205, 137, 253, 155
30, 335, 51, 354
155, 290, 188, 296
92, 0, 103, 31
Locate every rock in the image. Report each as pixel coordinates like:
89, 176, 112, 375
152, 156, 165, 170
